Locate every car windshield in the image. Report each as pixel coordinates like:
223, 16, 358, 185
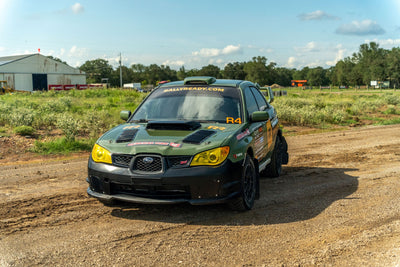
130, 86, 241, 123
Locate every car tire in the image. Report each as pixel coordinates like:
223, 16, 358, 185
228, 155, 257, 211
262, 135, 286, 178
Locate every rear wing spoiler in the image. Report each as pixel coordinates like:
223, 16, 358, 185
259, 87, 274, 104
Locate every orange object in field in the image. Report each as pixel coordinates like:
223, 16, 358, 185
291, 80, 307, 87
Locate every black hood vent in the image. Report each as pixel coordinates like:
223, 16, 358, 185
182, 130, 216, 144
116, 129, 139, 143
146, 120, 201, 131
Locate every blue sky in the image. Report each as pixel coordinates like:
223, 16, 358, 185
1, 0, 399, 70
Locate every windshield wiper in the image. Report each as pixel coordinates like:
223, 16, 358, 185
131, 119, 149, 123
194, 120, 220, 123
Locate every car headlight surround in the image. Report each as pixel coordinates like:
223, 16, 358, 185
91, 144, 112, 164
190, 146, 230, 166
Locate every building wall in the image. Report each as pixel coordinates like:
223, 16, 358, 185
48, 74, 86, 86
0, 54, 86, 91
15, 74, 32, 92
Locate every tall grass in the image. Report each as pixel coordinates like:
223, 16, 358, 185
0, 88, 399, 154
0, 88, 145, 153
273, 91, 400, 126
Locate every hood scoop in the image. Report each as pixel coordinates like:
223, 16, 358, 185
183, 130, 217, 144
146, 120, 201, 131
116, 129, 139, 143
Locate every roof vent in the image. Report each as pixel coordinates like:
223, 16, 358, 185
184, 76, 216, 85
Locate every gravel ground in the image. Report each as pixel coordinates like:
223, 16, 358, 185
1, 124, 399, 266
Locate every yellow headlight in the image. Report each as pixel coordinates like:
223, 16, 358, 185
190, 146, 230, 166
91, 144, 112, 164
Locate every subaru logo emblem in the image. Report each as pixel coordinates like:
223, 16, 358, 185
142, 157, 154, 164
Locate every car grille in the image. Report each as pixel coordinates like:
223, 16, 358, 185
166, 156, 192, 168
112, 183, 191, 199
111, 154, 192, 171
112, 154, 134, 168
132, 155, 163, 173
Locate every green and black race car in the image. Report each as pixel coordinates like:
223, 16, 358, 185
87, 76, 288, 210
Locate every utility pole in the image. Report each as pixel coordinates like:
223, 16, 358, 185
119, 52, 122, 88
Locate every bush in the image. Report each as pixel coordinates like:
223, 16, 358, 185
14, 126, 35, 136
56, 114, 81, 141
32, 137, 94, 154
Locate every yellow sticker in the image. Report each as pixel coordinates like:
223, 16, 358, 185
208, 125, 226, 131
267, 120, 273, 149
123, 125, 140, 129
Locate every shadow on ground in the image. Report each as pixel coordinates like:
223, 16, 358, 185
110, 167, 359, 226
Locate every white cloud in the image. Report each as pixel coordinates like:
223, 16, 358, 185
71, 3, 84, 14
222, 45, 241, 55
260, 48, 273, 53
336, 20, 385, 36
326, 44, 346, 66
365, 38, 400, 48
295, 41, 319, 53
192, 45, 242, 57
68, 45, 87, 59
298, 10, 339, 21
286, 57, 296, 68
192, 48, 220, 57
162, 59, 185, 67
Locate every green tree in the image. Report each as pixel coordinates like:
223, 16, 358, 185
352, 42, 387, 85
177, 66, 187, 80
386, 47, 400, 88
243, 56, 269, 85
307, 67, 329, 86
47, 56, 68, 65
80, 59, 113, 84
274, 67, 294, 87
223, 62, 246, 80
144, 64, 177, 85
131, 64, 147, 83
292, 67, 310, 81
197, 65, 221, 78
110, 66, 133, 87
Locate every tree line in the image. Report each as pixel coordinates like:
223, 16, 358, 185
77, 42, 400, 88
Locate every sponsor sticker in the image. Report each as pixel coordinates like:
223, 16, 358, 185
127, 141, 182, 148
163, 87, 225, 93
236, 129, 250, 140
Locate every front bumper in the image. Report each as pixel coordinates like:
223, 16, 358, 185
87, 157, 243, 205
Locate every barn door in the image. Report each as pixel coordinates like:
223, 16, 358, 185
32, 74, 48, 91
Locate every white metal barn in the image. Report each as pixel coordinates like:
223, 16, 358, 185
0, 54, 86, 92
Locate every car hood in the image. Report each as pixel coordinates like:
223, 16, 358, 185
96, 121, 244, 156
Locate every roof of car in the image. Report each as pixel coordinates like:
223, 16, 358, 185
157, 76, 250, 89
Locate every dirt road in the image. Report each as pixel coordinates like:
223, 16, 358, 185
1, 125, 399, 266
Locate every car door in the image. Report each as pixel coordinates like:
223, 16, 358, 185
243, 86, 268, 162
250, 86, 276, 154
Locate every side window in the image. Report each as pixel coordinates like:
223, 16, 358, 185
250, 86, 268, 111
244, 87, 259, 116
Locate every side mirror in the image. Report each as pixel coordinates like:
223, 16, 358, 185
120, 110, 132, 121
267, 87, 274, 104
251, 111, 269, 122
260, 87, 274, 104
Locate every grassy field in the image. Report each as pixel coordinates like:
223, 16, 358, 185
274, 88, 400, 129
0, 88, 399, 154
0, 89, 145, 154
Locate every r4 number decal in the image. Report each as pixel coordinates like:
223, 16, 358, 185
226, 117, 242, 124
